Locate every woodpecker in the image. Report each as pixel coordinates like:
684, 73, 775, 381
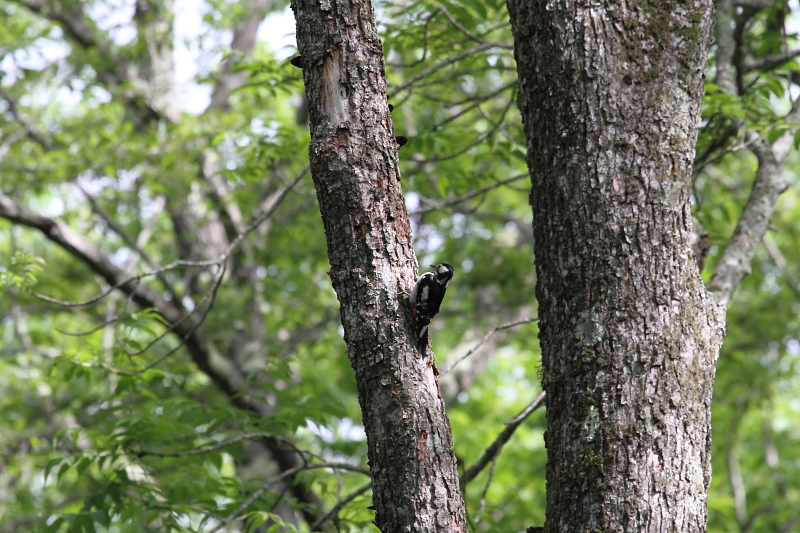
409, 263, 454, 348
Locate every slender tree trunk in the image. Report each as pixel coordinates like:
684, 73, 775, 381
291, 1, 468, 531
506, 2, 726, 532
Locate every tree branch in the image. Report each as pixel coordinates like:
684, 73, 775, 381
707, 132, 792, 306
431, 80, 517, 130
10, 0, 99, 50
728, 448, 748, 527
436, 5, 483, 45
210, 462, 369, 533
0, 87, 51, 150
428, 94, 516, 162
137, 432, 302, 458
762, 233, 800, 297
441, 317, 538, 375
10, 0, 164, 122
714, 0, 737, 94
310, 482, 372, 530
78, 186, 178, 297
414, 173, 529, 215
746, 48, 800, 73
0, 183, 325, 527
208, 0, 276, 111
387, 41, 514, 99
459, 392, 545, 489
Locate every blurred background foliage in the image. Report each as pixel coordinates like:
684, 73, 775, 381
0, 0, 799, 532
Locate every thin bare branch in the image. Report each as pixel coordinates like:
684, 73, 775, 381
136, 433, 360, 473
0, 87, 51, 150
226, 169, 307, 257
763, 233, 800, 297
477, 21, 510, 39
387, 41, 514, 99
6, 169, 303, 311
441, 317, 538, 375
77, 185, 178, 298
413, 65, 517, 91
28, 259, 216, 308
437, 5, 483, 44
199, 152, 248, 239
693, 127, 756, 179
428, 94, 516, 162
210, 462, 369, 533
477, 454, 498, 518
111, 265, 225, 375
728, 448, 748, 527
385, 8, 437, 69
311, 482, 372, 530
432, 81, 517, 130
56, 280, 140, 337
746, 48, 800, 72
278, 315, 337, 359
459, 392, 546, 489
415, 173, 529, 215
137, 432, 273, 457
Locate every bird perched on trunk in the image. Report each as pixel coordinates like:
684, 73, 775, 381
410, 263, 454, 351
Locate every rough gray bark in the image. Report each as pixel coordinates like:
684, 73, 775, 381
506, 2, 726, 532
291, 0, 467, 531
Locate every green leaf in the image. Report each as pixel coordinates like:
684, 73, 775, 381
56, 461, 71, 483
767, 125, 790, 143
44, 517, 64, 533
75, 456, 93, 477
88, 510, 110, 528
44, 458, 63, 483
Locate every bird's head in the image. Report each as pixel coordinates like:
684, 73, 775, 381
430, 263, 454, 286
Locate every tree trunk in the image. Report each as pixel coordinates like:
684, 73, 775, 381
506, 2, 726, 532
290, 1, 468, 531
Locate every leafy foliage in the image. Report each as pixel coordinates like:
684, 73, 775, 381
1, 0, 800, 532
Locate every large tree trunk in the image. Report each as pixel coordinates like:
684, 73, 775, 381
506, 2, 726, 532
291, 1, 468, 531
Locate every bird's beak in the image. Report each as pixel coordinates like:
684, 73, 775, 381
430, 264, 436, 268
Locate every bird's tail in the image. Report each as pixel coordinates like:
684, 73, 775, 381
416, 321, 430, 353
